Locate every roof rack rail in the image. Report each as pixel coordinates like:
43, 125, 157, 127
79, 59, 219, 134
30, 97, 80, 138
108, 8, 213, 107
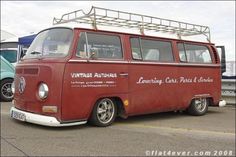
53, 6, 211, 42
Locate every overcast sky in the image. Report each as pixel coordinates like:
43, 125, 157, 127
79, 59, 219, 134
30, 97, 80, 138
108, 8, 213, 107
1, 1, 235, 61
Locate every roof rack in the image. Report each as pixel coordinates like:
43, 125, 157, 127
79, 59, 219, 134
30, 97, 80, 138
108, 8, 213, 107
53, 6, 211, 42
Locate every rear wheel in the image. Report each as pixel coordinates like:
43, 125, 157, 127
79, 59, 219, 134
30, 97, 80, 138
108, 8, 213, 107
89, 98, 117, 127
187, 98, 209, 116
0, 78, 14, 102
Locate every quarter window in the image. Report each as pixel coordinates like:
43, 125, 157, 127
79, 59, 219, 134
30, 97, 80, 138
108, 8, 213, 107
177, 43, 187, 62
178, 43, 212, 63
77, 32, 88, 58
130, 38, 142, 60
130, 38, 174, 62
77, 32, 123, 59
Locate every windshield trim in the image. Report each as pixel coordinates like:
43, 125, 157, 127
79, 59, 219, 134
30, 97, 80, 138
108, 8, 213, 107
37, 26, 73, 35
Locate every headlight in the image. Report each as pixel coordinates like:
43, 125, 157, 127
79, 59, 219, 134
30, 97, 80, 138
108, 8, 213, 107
11, 81, 15, 94
38, 83, 49, 99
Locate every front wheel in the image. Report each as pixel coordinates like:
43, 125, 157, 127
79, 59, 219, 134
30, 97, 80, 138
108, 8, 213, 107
187, 98, 209, 116
0, 78, 14, 102
89, 98, 117, 127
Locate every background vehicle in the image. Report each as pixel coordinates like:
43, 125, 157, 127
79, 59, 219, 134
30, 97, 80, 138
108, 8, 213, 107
0, 41, 19, 66
0, 34, 36, 66
0, 56, 15, 101
0, 34, 36, 101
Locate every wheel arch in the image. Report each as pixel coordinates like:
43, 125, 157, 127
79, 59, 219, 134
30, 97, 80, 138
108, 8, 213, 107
88, 95, 128, 119
189, 95, 214, 106
0, 77, 14, 84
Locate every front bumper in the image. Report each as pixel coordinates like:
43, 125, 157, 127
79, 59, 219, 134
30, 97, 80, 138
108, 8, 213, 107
10, 107, 87, 127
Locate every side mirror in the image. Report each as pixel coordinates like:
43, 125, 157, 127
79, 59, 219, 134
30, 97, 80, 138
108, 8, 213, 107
89, 47, 98, 59
89, 52, 96, 59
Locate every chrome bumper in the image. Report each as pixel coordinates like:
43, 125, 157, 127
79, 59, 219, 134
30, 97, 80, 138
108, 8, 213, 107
10, 107, 87, 127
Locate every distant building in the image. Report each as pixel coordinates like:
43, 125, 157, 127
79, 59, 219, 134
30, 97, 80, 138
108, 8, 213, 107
1, 30, 17, 42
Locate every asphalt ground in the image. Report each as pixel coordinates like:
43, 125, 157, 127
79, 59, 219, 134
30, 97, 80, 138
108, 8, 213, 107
1, 102, 235, 156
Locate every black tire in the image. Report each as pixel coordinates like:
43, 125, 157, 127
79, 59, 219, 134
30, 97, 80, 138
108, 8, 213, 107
0, 78, 14, 102
89, 98, 117, 127
187, 98, 209, 116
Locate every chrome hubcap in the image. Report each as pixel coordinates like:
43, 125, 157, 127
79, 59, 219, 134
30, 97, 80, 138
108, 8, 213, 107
195, 98, 207, 112
97, 99, 115, 124
1, 83, 13, 99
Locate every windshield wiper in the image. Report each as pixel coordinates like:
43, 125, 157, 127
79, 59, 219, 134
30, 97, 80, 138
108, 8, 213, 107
30, 51, 42, 55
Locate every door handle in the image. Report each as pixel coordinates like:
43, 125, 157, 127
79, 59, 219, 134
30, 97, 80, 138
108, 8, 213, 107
119, 73, 129, 77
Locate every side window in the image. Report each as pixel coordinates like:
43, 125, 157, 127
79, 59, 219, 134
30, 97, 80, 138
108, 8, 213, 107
77, 32, 123, 59
130, 38, 174, 62
195, 48, 212, 63
0, 50, 17, 63
178, 43, 212, 63
142, 39, 173, 62
141, 39, 159, 61
130, 38, 142, 60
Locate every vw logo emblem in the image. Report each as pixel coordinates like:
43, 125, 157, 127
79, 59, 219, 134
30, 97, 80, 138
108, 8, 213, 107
18, 77, 26, 94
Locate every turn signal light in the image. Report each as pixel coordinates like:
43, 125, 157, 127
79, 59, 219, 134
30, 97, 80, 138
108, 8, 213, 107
124, 100, 129, 106
42, 106, 57, 113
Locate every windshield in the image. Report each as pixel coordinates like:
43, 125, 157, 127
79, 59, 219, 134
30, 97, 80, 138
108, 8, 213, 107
0, 49, 17, 63
24, 28, 73, 59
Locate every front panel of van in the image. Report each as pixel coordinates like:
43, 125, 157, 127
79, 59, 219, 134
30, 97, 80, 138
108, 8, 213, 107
13, 61, 65, 119
13, 28, 74, 122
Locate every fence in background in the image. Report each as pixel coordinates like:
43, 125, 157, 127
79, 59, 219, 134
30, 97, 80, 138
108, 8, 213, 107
222, 79, 236, 105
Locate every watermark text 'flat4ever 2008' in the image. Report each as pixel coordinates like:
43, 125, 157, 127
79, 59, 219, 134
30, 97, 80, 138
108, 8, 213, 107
145, 150, 234, 156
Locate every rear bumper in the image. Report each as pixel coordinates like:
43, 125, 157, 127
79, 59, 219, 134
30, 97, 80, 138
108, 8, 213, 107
10, 107, 87, 127
218, 100, 226, 107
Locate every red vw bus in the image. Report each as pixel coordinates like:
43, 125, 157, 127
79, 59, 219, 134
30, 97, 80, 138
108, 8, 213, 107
10, 7, 226, 127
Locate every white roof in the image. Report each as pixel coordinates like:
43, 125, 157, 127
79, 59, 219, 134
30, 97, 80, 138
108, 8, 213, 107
1, 30, 17, 42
